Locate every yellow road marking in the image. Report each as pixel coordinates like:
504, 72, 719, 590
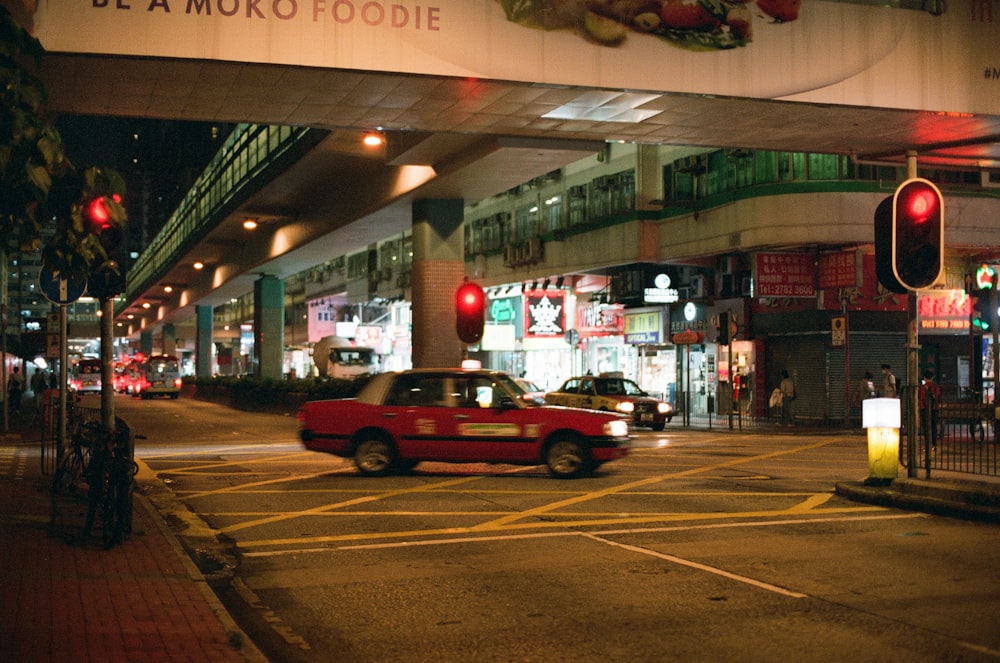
221, 475, 483, 534
237, 503, 887, 548
469, 438, 836, 531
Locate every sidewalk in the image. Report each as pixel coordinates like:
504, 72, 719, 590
0, 415, 266, 663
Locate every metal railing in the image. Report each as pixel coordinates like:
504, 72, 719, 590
901, 384, 999, 478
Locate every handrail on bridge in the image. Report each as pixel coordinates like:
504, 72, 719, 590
117, 123, 323, 314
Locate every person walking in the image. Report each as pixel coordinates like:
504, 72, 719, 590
7, 366, 25, 412
779, 370, 796, 426
918, 370, 942, 449
854, 370, 876, 426
880, 364, 897, 398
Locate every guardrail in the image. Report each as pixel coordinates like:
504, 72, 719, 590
901, 384, 999, 478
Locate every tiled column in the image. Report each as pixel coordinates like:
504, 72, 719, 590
195, 305, 213, 378
254, 275, 284, 379
411, 199, 465, 368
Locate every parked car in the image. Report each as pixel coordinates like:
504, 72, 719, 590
545, 374, 673, 431
297, 368, 631, 478
513, 377, 546, 405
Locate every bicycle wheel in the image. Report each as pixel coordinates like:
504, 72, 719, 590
52, 449, 84, 496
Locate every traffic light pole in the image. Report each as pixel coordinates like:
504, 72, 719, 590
100, 297, 115, 431
906, 153, 919, 478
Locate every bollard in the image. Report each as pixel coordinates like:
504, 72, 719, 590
863, 398, 900, 484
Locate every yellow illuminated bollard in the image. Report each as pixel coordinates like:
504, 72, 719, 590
863, 398, 901, 483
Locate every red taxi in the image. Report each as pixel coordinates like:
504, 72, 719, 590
297, 369, 631, 478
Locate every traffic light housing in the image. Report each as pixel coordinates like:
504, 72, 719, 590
717, 312, 730, 345
455, 280, 485, 344
891, 178, 943, 290
972, 294, 991, 331
82, 194, 124, 253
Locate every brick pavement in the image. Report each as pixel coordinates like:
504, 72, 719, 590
0, 417, 264, 663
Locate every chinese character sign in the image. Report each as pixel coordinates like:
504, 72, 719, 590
755, 252, 816, 298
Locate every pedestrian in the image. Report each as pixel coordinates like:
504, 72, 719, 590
854, 370, 876, 426
7, 365, 25, 412
880, 363, 897, 398
30, 369, 47, 410
779, 369, 796, 426
918, 370, 942, 449
855, 371, 876, 405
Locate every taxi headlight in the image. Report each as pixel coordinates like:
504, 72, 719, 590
605, 420, 629, 437
616, 401, 635, 414
657, 402, 672, 414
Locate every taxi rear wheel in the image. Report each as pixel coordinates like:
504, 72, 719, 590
354, 436, 396, 476
545, 436, 591, 479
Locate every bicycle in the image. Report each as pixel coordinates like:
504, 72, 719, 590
81, 423, 139, 549
51, 410, 95, 497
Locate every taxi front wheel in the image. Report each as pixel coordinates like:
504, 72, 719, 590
546, 437, 591, 479
354, 437, 396, 476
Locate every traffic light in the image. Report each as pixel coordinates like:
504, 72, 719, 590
82, 194, 124, 252
455, 280, 485, 344
717, 312, 730, 345
874, 195, 906, 294
891, 178, 943, 290
972, 294, 991, 331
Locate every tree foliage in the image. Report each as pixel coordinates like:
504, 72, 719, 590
0, 5, 126, 279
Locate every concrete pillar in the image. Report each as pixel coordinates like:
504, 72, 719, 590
254, 275, 284, 379
162, 323, 176, 357
196, 305, 213, 378
411, 199, 465, 368
140, 330, 153, 357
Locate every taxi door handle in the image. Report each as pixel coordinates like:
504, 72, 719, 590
454, 414, 470, 420
381, 412, 396, 418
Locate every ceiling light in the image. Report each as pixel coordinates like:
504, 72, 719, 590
243, 218, 259, 230
163, 285, 173, 293
193, 261, 205, 270
362, 131, 385, 147
142, 302, 151, 309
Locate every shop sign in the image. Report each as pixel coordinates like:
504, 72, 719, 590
918, 289, 971, 333
818, 250, 860, 289
576, 302, 624, 338
524, 292, 565, 338
488, 296, 519, 324
755, 252, 816, 298
670, 302, 707, 333
644, 273, 679, 304
671, 330, 704, 345
624, 310, 662, 344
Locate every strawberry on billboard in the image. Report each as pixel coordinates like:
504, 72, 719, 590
29, 2, 1000, 118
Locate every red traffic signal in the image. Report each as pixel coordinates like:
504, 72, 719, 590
82, 194, 124, 251
455, 280, 485, 344
892, 178, 943, 290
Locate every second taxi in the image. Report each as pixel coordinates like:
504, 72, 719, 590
545, 374, 673, 431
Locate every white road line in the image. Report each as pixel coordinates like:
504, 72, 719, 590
580, 532, 809, 598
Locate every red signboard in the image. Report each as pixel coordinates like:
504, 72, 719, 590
918, 289, 971, 333
576, 302, 624, 338
818, 250, 859, 289
755, 252, 816, 298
